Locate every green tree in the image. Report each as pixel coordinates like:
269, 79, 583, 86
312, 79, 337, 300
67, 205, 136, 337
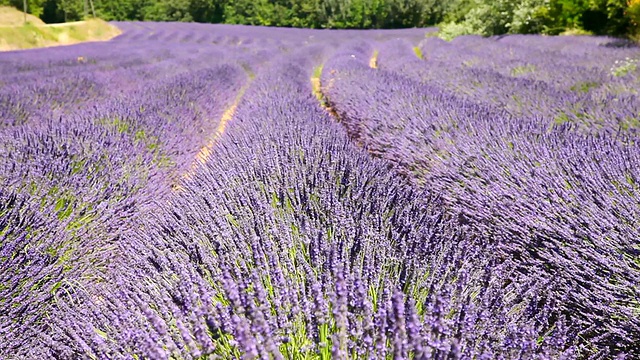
188, 0, 224, 23
2, 0, 635, 37
143, 0, 192, 21
95, 0, 149, 21
1, 0, 46, 17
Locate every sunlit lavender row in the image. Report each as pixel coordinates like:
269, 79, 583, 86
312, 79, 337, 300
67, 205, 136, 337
1, 22, 639, 359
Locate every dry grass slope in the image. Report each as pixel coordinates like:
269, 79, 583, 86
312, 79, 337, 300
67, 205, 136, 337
0, 6, 44, 26
0, 6, 121, 51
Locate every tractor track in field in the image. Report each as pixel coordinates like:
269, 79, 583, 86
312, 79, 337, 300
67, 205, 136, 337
369, 50, 379, 69
174, 72, 254, 190
311, 64, 339, 119
193, 85, 248, 165
311, 64, 364, 145
311, 48, 378, 116
310, 48, 379, 145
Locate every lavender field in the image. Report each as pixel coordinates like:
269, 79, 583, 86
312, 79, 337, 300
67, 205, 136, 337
1, 22, 640, 359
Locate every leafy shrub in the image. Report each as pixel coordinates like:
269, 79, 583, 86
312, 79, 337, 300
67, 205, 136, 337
438, 21, 474, 41
629, 0, 640, 37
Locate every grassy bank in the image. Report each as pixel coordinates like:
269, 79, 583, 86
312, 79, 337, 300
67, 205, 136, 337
0, 7, 120, 51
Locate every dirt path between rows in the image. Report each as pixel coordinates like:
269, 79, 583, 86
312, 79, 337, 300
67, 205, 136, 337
176, 80, 253, 189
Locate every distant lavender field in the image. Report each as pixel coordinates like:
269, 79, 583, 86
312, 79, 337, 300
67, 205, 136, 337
1, 22, 640, 359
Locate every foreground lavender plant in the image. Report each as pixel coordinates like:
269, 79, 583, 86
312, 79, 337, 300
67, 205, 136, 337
323, 39, 640, 358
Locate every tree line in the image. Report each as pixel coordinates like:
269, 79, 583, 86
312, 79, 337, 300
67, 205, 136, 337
3, 0, 640, 37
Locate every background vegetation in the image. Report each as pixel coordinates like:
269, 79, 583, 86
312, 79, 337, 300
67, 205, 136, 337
2, 0, 640, 37
0, 6, 121, 50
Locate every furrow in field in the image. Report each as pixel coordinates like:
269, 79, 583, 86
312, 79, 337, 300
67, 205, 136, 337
178, 70, 256, 186
190, 86, 248, 169
310, 63, 339, 120
310, 45, 381, 145
368, 49, 378, 68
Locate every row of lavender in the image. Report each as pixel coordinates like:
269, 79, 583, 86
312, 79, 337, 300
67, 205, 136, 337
0, 27, 272, 357
378, 35, 640, 132
322, 37, 640, 357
